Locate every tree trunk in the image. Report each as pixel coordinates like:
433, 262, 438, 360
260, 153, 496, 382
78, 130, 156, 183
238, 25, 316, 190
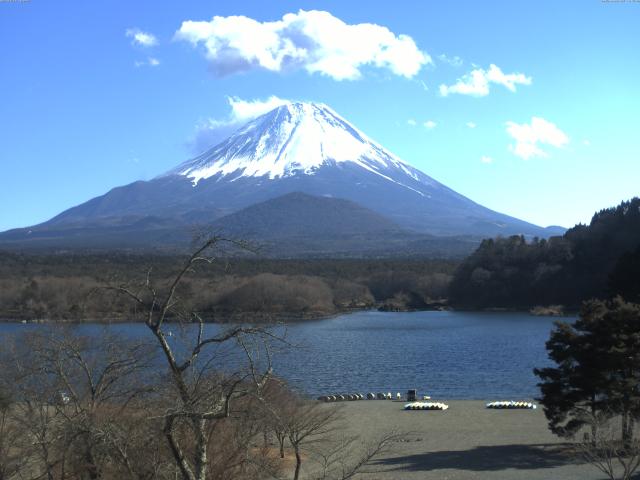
279, 437, 285, 459
623, 415, 634, 451
590, 399, 597, 446
83, 446, 99, 480
622, 410, 632, 450
293, 446, 302, 480
164, 419, 196, 480
194, 418, 208, 480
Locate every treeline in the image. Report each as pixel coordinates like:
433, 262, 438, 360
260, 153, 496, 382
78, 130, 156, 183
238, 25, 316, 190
449, 198, 640, 309
0, 254, 456, 322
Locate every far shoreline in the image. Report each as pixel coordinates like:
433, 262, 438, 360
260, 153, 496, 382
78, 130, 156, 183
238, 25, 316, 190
0, 304, 575, 325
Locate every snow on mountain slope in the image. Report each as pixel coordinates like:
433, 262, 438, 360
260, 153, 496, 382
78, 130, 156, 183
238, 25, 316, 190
167, 102, 431, 195
0, 100, 563, 250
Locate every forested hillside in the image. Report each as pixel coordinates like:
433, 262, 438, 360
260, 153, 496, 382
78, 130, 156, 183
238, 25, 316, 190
0, 254, 455, 322
449, 198, 640, 309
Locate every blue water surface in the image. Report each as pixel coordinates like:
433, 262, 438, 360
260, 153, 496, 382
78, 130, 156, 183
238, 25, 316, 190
0, 310, 569, 399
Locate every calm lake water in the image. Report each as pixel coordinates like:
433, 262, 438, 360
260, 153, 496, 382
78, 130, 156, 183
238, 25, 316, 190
0, 311, 570, 400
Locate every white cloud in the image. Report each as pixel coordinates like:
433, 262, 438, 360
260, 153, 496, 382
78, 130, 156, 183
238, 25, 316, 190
506, 117, 569, 160
439, 64, 531, 97
583, 139, 591, 147
126, 28, 158, 47
423, 120, 437, 129
226, 95, 290, 122
175, 10, 431, 80
135, 57, 160, 67
466, 121, 476, 128
480, 155, 493, 164
407, 119, 417, 126
438, 54, 463, 67
188, 95, 291, 153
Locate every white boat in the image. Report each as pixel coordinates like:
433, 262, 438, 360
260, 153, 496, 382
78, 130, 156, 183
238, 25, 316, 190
404, 401, 449, 411
486, 401, 536, 409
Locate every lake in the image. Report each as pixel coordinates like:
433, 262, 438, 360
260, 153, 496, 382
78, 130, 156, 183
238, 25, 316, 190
0, 310, 569, 400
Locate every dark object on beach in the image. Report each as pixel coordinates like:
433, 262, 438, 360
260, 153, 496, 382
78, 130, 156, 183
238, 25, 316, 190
407, 389, 417, 401
377, 393, 386, 400
367, 392, 376, 400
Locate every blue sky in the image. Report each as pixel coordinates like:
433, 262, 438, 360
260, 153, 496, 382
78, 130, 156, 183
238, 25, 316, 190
1, 0, 639, 231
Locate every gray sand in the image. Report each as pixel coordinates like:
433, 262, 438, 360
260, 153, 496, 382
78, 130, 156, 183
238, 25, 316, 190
313, 400, 609, 480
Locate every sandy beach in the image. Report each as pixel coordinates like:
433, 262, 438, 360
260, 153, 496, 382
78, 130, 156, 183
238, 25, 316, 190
314, 400, 607, 480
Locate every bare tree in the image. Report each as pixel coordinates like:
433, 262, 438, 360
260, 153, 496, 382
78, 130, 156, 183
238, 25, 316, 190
262, 389, 404, 480
0, 329, 160, 480
0, 389, 29, 480
309, 430, 402, 480
1, 338, 65, 480
575, 411, 640, 480
285, 401, 343, 480
110, 236, 277, 480
31, 331, 156, 479
260, 378, 295, 459
203, 394, 283, 480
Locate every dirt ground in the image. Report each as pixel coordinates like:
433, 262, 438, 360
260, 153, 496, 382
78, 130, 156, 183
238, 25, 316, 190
298, 400, 613, 480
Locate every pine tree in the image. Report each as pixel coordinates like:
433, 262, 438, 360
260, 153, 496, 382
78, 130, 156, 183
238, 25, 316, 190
609, 246, 640, 303
535, 298, 640, 445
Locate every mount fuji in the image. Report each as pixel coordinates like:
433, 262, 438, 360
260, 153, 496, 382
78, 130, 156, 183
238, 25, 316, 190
0, 102, 563, 255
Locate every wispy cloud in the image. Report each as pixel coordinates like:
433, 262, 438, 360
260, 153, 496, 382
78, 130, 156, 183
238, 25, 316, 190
134, 57, 160, 68
466, 121, 476, 128
175, 10, 431, 80
188, 96, 291, 153
423, 120, 437, 129
439, 64, 531, 97
506, 117, 569, 159
126, 28, 158, 47
225, 96, 290, 122
438, 54, 463, 67
480, 155, 493, 164
407, 119, 417, 126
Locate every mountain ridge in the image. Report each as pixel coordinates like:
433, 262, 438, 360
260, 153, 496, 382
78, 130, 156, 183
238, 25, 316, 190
0, 101, 565, 254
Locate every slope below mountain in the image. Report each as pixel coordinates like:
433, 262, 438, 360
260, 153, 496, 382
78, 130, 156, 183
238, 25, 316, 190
0, 192, 481, 257
210, 192, 479, 257
212, 192, 402, 238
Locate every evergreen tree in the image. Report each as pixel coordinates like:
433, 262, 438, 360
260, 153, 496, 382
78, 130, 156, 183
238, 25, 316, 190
535, 298, 640, 445
609, 245, 640, 303
450, 197, 640, 309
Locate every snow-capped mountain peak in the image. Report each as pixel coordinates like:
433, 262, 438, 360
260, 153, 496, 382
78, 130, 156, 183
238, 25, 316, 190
3, 101, 557, 248
168, 102, 421, 186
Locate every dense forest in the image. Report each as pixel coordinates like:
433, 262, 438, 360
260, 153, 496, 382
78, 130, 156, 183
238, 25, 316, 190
449, 198, 640, 310
0, 253, 456, 322
4, 198, 639, 321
